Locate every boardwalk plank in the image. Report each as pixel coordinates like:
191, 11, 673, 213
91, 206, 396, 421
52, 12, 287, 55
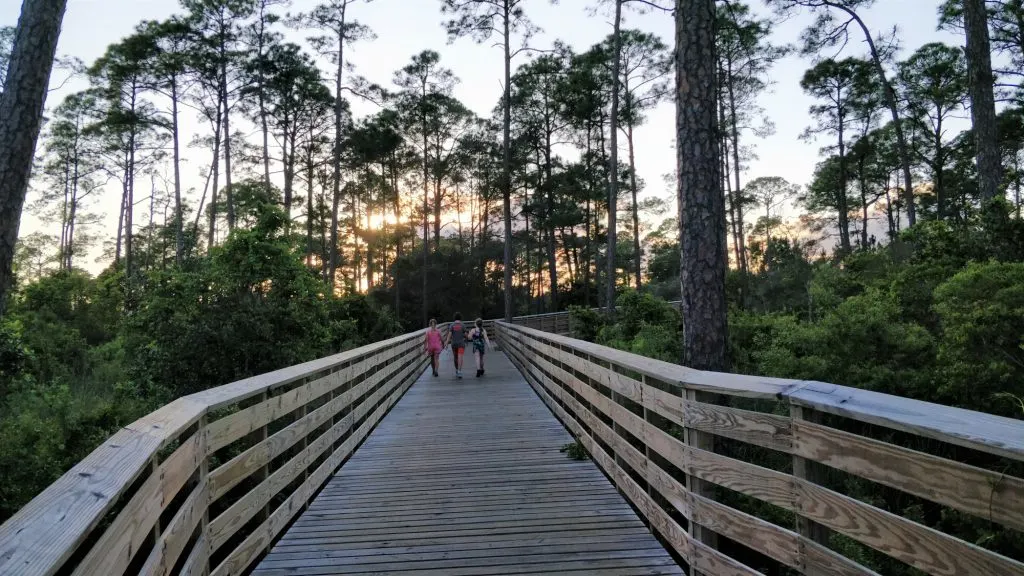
254, 352, 683, 575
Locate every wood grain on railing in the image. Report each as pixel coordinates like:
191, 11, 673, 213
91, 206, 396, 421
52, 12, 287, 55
0, 329, 430, 576
498, 321, 1024, 576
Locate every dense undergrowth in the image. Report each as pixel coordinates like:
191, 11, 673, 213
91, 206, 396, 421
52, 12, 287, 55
0, 201, 401, 522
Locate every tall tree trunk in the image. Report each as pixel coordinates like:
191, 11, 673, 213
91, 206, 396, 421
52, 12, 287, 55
306, 148, 315, 267
433, 174, 442, 247
677, 0, 728, 372
67, 197, 76, 269
330, 186, 341, 291
502, 2, 514, 321
827, 2, 917, 225
0, 0, 67, 316
859, 156, 869, 248
726, 57, 748, 274
60, 161, 69, 269
257, 5, 272, 191
352, 190, 360, 292
596, 111, 609, 310
148, 174, 157, 270
283, 127, 295, 223
422, 89, 430, 326
606, 0, 623, 313
627, 124, 641, 289
885, 184, 896, 238
545, 133, 558, 310
964, 0, 1002, 202
723, 135, 740, 269
208, 106, 222, 251
837, 95, 851, 254
67, 157, 78, 269
116, 169, 126, 264
125, 136, 136, 279
935, 113, 946, 219
583, 127, 593, 308
329, 11, 347, 287
171, 77, 184, 264
219, 38, 235, 231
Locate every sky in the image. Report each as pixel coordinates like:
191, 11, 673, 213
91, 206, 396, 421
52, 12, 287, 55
1, 0, 965, 273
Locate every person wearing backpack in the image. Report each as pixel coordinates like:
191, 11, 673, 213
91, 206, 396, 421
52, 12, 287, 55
469, 318, 491, 377
446, 312, 468, 379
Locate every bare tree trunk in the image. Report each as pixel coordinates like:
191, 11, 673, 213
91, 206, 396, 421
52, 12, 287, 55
208, 107, 222, 251
964, 0, 1003, 202
171, 77, 184, 264
329, 186, 341, 291
726, 58, 748, 274
836, 93, 851, 254
219, 41, 235, 231
606, 0, 623, 313
544, 134, 558, 310
627, 124, 641, 289
67, 197, 76, 269
422, 88, 430, 326
0, 0, 67, 316
125, 136, 136, 278
257, 3, 272, 191
306, 140, 315, 267
502, 2, 514, 321
329, 9, 347, 287
677, 0, 728, 371
826, 2, 917, 226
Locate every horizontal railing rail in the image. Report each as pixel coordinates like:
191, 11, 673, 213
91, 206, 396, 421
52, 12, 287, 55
498, 321, 1024, 576
0, 328, 436, 576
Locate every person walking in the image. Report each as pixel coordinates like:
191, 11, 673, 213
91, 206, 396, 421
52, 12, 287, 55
446, 312, 467, 379
423, 319, 443, 377
469, 318, 491, 377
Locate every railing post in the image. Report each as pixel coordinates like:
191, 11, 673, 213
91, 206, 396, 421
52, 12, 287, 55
197, 415, 212, 576
684, 389, 717, 576
642, 374, 653, 531
297, 379, 309, 513
790, 405, 831, 558
148, 457, 162, 556
256, 392, 271, 527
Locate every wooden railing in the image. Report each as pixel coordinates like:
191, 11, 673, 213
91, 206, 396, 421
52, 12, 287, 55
509, 310, 572, 336
498, 321, 1024, 576
0, 329, 430, 576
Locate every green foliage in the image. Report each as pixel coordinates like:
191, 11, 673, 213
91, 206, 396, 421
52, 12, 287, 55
560, 441, 588, 461
0, 198, 401, 523
595, 290, 681, 362
933, 261, 1024, 415
568, 305, 605, 342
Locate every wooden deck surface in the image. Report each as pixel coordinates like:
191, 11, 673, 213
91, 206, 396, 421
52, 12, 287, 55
252, 350, 683, 575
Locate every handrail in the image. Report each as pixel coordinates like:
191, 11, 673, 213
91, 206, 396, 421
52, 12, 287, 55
0, 327, 434, 576
497, 321, 1024, 576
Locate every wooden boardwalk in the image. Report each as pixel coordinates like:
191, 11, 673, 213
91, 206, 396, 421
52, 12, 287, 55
252, 351, 683, 575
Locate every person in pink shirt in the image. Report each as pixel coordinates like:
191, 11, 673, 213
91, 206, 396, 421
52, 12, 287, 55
424, 319, 444, 377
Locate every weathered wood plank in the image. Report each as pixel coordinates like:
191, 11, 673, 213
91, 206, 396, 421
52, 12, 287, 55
797, 479, 1024, 576
139, 481, 208, 576
786, 381, 1024, 460
793, 419, 1024, 531
253, 349, 683, 576
0, 398, 205, 576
